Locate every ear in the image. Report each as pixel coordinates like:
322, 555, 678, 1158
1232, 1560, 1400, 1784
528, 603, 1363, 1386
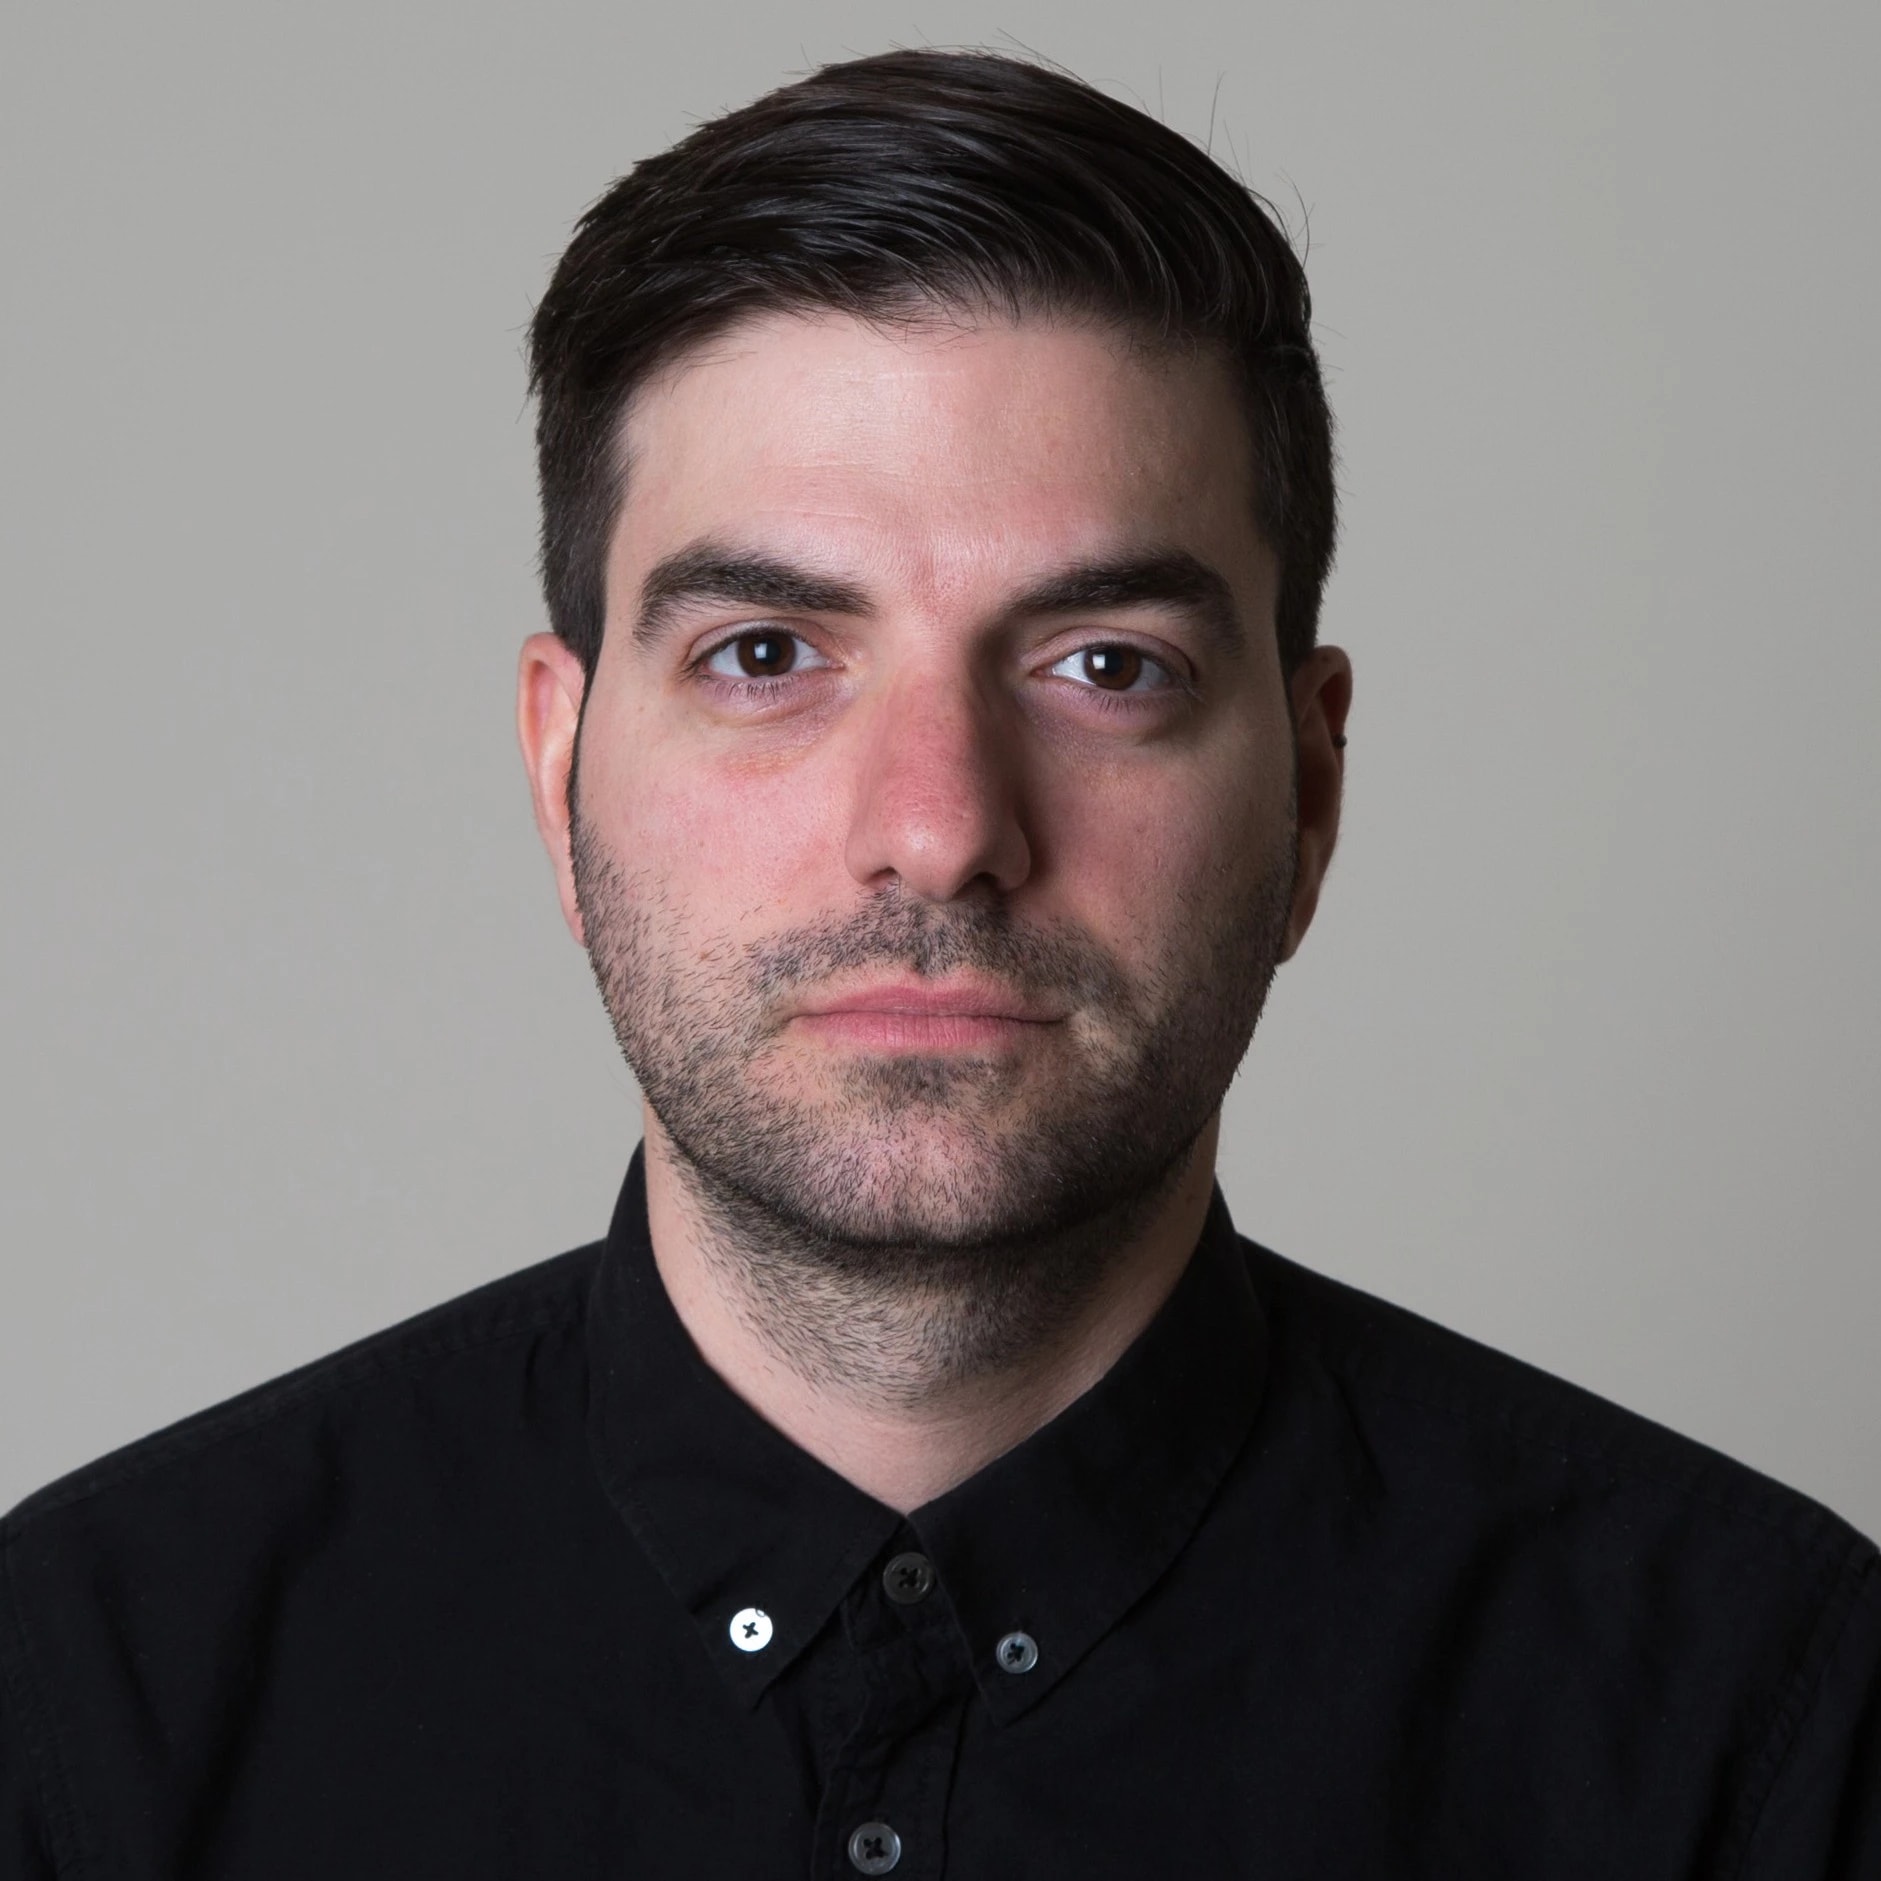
516, 632, 590, 946
1279, 644, 1353, 963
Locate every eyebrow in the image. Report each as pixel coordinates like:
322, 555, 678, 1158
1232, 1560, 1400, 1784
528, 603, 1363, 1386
632, 538, 1247, 662
634, 544, 872, 651
1011, 551, 1244, 663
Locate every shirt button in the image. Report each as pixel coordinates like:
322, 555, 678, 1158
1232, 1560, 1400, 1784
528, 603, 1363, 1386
995, 1629, 1039, 1674
882, 1551, 936, 1605
847, 1820, 902, 1873
728, 1607, 773, 1652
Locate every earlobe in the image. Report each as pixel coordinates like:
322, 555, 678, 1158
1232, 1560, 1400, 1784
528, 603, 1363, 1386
516, 632, 590, 946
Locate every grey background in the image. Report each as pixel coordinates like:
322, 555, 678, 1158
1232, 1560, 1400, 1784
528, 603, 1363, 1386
3, 2, 1876, 1532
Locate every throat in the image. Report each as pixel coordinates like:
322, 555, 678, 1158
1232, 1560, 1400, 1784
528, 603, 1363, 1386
641, 1111, 1216, 1510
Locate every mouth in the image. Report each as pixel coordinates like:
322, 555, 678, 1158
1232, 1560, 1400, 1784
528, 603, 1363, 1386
788, 978, 1065, 1052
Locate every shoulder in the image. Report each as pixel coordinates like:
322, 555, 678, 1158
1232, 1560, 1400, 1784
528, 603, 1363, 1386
1, 1239, 604, 1549
0, 1243, 610, 1867
1237, 1235, 1879, 1857
1240, 1232, 1872, 1562
1241, 1241, 1873, 1564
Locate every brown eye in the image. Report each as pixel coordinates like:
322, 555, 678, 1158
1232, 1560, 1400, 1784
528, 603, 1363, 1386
1081, 645, 1143, 690
735, 631, 797, 677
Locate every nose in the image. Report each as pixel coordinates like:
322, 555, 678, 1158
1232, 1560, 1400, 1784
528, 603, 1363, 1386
842, 671, 1032, 902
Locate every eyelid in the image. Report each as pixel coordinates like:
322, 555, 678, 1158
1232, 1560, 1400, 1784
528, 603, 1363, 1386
693, 623, 834, 678
1034, 622, 1191, 666
1039, 635, 1187, 692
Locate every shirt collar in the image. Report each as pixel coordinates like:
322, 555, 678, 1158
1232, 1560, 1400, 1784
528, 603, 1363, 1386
586, 1147, 1269, 1722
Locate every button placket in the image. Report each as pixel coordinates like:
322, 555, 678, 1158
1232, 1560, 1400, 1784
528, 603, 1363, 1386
809, 1536, 975, 1881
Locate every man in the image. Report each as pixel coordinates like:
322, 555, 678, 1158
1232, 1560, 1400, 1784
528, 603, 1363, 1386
2, 45, 1875, 1879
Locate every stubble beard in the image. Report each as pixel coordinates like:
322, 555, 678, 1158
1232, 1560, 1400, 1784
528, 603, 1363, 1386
570, 784, 1298, 1401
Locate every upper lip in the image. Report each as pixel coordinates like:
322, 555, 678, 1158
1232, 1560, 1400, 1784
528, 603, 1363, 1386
797, 978, 1062, 1022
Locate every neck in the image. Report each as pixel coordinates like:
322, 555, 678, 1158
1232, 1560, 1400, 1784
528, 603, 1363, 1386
640, 1110, 1222, 1514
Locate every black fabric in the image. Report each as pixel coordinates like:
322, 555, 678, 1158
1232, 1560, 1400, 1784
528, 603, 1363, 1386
3, 1148, 1876, 1878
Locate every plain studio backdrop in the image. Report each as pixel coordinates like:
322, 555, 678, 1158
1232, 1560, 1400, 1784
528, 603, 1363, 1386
2, 2, 1876, 1532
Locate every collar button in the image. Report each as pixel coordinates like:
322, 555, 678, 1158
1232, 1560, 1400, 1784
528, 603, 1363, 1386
995, 1629, 1039, 1674
728, 1607, 773, 1652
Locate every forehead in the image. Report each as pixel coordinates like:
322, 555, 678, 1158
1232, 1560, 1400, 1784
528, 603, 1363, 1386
608, 308, 1265, 604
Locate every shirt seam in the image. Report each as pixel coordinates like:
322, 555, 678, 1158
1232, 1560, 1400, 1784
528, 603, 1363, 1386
0, 1293, 586, 1539
1306, 1312, 1854, 1559
1, 1529, 88, 1877
1718, 1537, 1879, 1878
1365, 1363, 1838, 1550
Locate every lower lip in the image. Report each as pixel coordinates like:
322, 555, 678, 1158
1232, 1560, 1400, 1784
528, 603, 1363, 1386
792, 1011, 1054, 1052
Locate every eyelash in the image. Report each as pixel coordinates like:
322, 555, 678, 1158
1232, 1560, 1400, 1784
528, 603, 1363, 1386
688, 630, 827, 700
687, 629, 1188, 707
1070, 681, 1173, 717
1043, 646, 1183, 701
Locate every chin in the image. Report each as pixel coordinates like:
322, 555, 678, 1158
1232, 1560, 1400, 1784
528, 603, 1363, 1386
705, 1105, 1089, 1251
816, 1124, 1037, 1234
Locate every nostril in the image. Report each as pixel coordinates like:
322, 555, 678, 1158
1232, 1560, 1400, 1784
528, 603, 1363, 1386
843, 703, 1032, 900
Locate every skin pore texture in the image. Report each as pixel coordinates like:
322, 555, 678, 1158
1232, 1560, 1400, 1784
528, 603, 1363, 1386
519, 306, 1352, 1512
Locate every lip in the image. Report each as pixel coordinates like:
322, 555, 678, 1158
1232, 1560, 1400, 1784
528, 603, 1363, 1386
789, 978, 1065, 1051
796, 978, 1061, 1022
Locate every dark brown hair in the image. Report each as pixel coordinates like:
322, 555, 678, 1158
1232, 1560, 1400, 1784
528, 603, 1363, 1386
528, 48, 1336, 682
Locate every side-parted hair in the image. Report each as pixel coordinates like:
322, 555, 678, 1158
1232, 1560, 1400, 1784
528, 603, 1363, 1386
527, 47, 1336, 684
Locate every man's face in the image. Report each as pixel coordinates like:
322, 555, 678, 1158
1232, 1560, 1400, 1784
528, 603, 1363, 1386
525, 308, 1343, 1252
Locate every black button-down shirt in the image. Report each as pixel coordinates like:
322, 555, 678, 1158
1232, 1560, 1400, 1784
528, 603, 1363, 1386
4, 1151, 1877, 1876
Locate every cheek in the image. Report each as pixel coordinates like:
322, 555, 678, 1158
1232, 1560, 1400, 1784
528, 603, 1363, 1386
1039, 746, 1287, 954
591, 719, 840, 919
